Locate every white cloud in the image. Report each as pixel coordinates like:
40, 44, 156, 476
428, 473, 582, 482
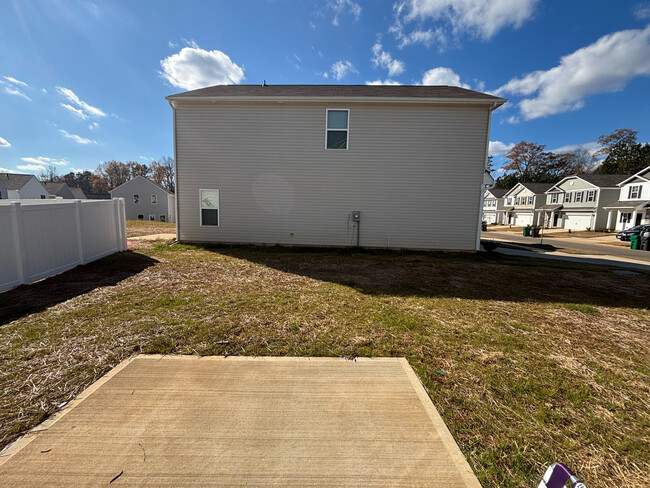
89, 122, 100, 130
371, 42, 405, 77
634, 3, 650, 19
0, 136, 10, 148
21, 156, 69, 167
60, 129, 96, 145
421, 67, 470, 88
3, 76, 28, 86
4, 86, 31, 101
329, 0, 361, 26
489, 141, 515, 156
56, 87, 106, 119
160, 45, 245, 90
168, 41, 178, 48
70, 167, 88, 173
330, 60, 358, 80
391, 0, 538, 47
365, 79, 403, 85
17, 164, 47, 172
495, 25, 650, 120
549, 141, 602, 156
0, 167, 20, 173
139, 156, 154, 161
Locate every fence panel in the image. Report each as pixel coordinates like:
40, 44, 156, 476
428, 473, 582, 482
0, 198, 127, 293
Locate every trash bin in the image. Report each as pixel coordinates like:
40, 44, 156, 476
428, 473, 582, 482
523, 226, 530, 237
641, 231, 650, 251
531, 227, 540, 238
630, 234, 641, 250
482, 221, 487, 232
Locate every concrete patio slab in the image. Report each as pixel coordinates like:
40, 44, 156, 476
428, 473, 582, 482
0, 355, 480, 487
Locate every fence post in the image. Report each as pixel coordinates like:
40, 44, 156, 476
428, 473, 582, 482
74, 199, 86, 265
10, 202, 25, 286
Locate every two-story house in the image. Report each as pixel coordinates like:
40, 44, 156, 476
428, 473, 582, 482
482, 188, 507, 224
110, 176, 176, 222
166, 84, 506, 251
502, 183, 553, 226
0, 173, 48, 199
603, 165, 650, 231
542, 174, 627, 230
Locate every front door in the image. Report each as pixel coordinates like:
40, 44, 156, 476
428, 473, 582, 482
553, 213, 559, 227
636, 212, 643, 226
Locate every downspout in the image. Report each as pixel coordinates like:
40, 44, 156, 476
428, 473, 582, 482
476, 102, 497, 251
168, 99, 180, 242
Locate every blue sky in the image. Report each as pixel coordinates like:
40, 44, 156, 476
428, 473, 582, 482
1, 0, 649, 176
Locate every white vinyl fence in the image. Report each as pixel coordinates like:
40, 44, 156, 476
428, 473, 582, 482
0, 198, 127, 293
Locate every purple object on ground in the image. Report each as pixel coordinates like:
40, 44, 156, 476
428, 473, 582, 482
538, 463, 586, 488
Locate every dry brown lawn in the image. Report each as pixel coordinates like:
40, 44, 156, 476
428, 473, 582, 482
1, 233, 648, 487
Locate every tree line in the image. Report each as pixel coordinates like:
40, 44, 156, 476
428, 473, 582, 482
492, 128, 650, 189
38, 157, 175, 194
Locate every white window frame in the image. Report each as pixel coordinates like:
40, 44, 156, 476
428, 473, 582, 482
507, 198, 512, 205
137, 214, 144, 220
200, 189, 220, 227
586, 190, 596, 202
149, 214, 155, 221
325, 108, 349, 150
629, 185, 641, 199
527, 196, 534, 205
620, 212, 631, 223
133, 194, 139, 204
159, 214, 166, 222
565, 192, 572, 203
550, 193, 559, 204
574, 191, 584, 203
151, 194, 157, 204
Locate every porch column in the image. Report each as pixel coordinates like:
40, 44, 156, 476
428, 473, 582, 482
536, 211, 542, 226
631, 209, 638, 228
550, 211, 555, 228
606, 210, 613, 231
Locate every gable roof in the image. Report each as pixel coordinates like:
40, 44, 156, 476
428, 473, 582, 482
167, 84, 506, 107
503, 182, 554, 198
43, 181, 70, 195
486, 188, 508, 198
546, 173, 630, 192
617, 165, 650, 186
69, 187, 87, 199
110, 175, 171, 194
0, 173, 36, 190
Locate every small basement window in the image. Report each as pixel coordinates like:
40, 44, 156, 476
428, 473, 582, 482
151, 194, 157, 204
137, 214, 144, 220
149, 215, 155, 221
159, 215, 166, 222
326, 109, 349, 150
133, 194, 139, 204
200, 189, 219, 226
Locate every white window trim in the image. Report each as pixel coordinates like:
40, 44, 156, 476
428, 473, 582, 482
149, 214, 155, 221
586, 190, 596, 202
199, 188, 220, 227
629, 185, 641, 199
151, 194, 157, 204
325, 108, 350, 151
133, 194, 139, 204
550, 193, 559, 204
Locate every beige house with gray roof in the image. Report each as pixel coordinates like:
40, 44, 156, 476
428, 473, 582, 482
604, 165, 650, 231
166, 84, 506, 251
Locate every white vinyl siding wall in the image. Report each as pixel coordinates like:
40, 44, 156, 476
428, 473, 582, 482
174, 102, 490, 250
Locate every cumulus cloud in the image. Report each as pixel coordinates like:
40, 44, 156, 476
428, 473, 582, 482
495, 24, 650, 120
365, 79, 403, 85
329, 0, 361, 26
421, 67, 470, 88
330, 60, 358, 80
20, 156, 69, 167
371, 42, 405, 77
489, 140, 515, 156
160, 45, 245, 90
4, 86, 31, 101
56, 87, 106, 119
391, 0, 538, 47
0, 136, 10, 148
60, 129, 96, 145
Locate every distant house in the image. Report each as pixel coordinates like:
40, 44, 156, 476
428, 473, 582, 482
502, 183, 553, 226
0, 173, 48, 199
604, 165, 650, 231
110, 176, 175, 222
0, 179, 7, 199
44, 182, 75, 199
166, 84, 506, 250
542, 174, 628, 231
482, 188, 508, 224
69, 187, 87, 199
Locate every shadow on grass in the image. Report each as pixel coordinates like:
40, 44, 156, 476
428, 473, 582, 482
196, 244, 650, 309
0, 251, 158, 326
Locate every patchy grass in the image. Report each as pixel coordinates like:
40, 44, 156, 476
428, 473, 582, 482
126, 219, 175, 237
0, 240, 648, 488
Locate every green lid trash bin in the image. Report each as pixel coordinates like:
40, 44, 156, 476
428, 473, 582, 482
630, 234, 641, 250
523, 227, 529, 237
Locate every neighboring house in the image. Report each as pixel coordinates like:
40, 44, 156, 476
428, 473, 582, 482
166, 84, 506, 250
482, 188, 508, 224
542, 174, 628, 231
110, 175, 176, 222
44, 181, 75, 199
502, 183, 553, 226
0, 179, 7, 199
0, 173, 48, 199
604, 165, 650, 231
69, 187, 87, 199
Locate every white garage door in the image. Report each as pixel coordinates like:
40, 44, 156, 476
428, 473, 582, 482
514, 213, 533, 226
484, 213, 497, 224
564, 213, 592, 230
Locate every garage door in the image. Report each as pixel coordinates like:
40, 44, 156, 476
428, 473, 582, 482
564, 213, 592, 230
514, 213, 532, 226
484, 213, 497, 224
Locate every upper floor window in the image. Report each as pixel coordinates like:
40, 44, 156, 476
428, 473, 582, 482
507, 198, 512, 205
133, 194, 139, 204
527, 196, 534, 205
586, 190, 596, 202
550, 193, 559, 204
151, 194, 157, 204
565, 192, 572, 203
628, 185, 641, 199
326, 109, 349, 150
574, 191, 584, 203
